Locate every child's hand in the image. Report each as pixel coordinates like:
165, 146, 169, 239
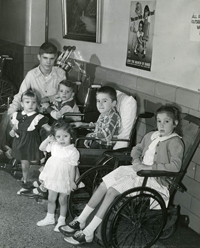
84, 140, 92, 148
47, 135, 55, 142
70, 181, 77, 191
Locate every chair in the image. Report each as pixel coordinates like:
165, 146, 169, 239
67, 112, 200, 248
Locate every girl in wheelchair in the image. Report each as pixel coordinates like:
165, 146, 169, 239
61, 104, 185, 245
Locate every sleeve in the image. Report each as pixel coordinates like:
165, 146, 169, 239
38, 115, 49, 128
152, 138, 184, 172
46, 142, 53, 153
69, 148, 80, 166
48, 105, 73, 120
8, 73, 32, 115
92, 112, 121, 143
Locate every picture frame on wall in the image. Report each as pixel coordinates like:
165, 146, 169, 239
61, 0, 102, 43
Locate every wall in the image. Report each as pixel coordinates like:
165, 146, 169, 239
48, 0, 200, 92
0, 0, 46, 46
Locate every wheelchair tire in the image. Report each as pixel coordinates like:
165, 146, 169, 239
102, 186, 167, 248
68, 165, 113, 218
0, 78, 17, 109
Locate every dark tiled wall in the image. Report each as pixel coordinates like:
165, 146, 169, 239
0, 39, 39, 90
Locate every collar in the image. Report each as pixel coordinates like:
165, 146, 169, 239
21, 110, 37, 116
34, 66, 57, 78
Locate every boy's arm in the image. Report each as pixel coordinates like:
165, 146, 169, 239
46, 104, 73, 120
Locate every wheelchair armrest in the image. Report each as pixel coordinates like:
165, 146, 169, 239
137, 170, 182, 178
103, 148, 131, 162
62, 112, 84, 117
138, 112, 154, 119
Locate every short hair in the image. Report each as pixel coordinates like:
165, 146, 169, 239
50, 119, 77, 143
21, 89, 39, 104
97, 86, 117, 102
156, 104, 181, 135
39, 42, 57, 55
59, 80, 76, 93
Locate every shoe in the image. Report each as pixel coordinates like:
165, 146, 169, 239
59, 217, 85, 236
20, 189, 37, 198
64, 230, 93, 245
17, 188, 28, 195
54, 221, 65, 232
21, 182, 34, 190
37, 217, 55, 227
33, 180, 41, 188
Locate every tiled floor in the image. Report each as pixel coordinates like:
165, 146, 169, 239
0, 161, 200, 248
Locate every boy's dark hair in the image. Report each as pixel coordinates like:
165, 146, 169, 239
156, 104, 182, 135
51, 119, 77, 143
59, 80, 76, 93
97, 86, 117, 102
21, 89, 39, 104
39, 42, 57, 55
143, 5, 150, 18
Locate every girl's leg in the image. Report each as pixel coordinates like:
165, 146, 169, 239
61, 182, 108, 233
37, 189, 58, 227
21, 160, 30, 183
83, 187, 120, 235
54, 193, 68, 232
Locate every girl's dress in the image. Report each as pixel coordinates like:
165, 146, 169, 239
103, 132, 183, 207
11, 111, 48, 161
39, 142, 80, 194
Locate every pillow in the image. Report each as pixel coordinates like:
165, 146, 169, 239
113, 90, 137, 150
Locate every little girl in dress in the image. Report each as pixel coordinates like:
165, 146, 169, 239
36, 119, 82, 232
10, 89, 50, 194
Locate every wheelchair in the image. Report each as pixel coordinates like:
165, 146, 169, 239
67, 112, 200, 248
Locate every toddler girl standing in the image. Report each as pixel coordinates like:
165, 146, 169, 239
37, 119, 82, 232
10, 89, 50, 194
62, 104, 185, 245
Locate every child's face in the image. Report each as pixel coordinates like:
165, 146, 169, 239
157, 113, 178, 137
21, 96, 37, 113
54, 129, 71, 147
58, 84, 74, 101
96, 93, 116, 114
37, 53, 57, 74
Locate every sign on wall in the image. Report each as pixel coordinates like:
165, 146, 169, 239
190, 13, 200, 42
126, 1, 156, 71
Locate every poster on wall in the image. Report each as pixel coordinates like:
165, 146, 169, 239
126, 1, 156, 71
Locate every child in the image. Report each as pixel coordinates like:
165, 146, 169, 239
36, 119, 82, 232
9, 89, 50, 194
61, 104, 185, 245
41, 79, 81, 122
133, 20, 144, 56
74, 86, 121, 149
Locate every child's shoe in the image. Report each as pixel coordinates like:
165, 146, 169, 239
64, 230, 93, 245
37, 216, 55, 226
17, 188, 28, 195
54, 221, 65, 232
59, 217, 85, 236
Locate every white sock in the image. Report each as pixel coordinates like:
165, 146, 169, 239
46, 212, 54, 220
58, 215, 65, 224
77, 204, 94, 224
83, 216, 102, 236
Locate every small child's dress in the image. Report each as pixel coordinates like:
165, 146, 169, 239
11, 111, 49, 161
39, 142, 80, 194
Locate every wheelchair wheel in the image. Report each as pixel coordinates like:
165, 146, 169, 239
102, 187, 167, 248
0, 78, 17, 109
68, 165, 113, 218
